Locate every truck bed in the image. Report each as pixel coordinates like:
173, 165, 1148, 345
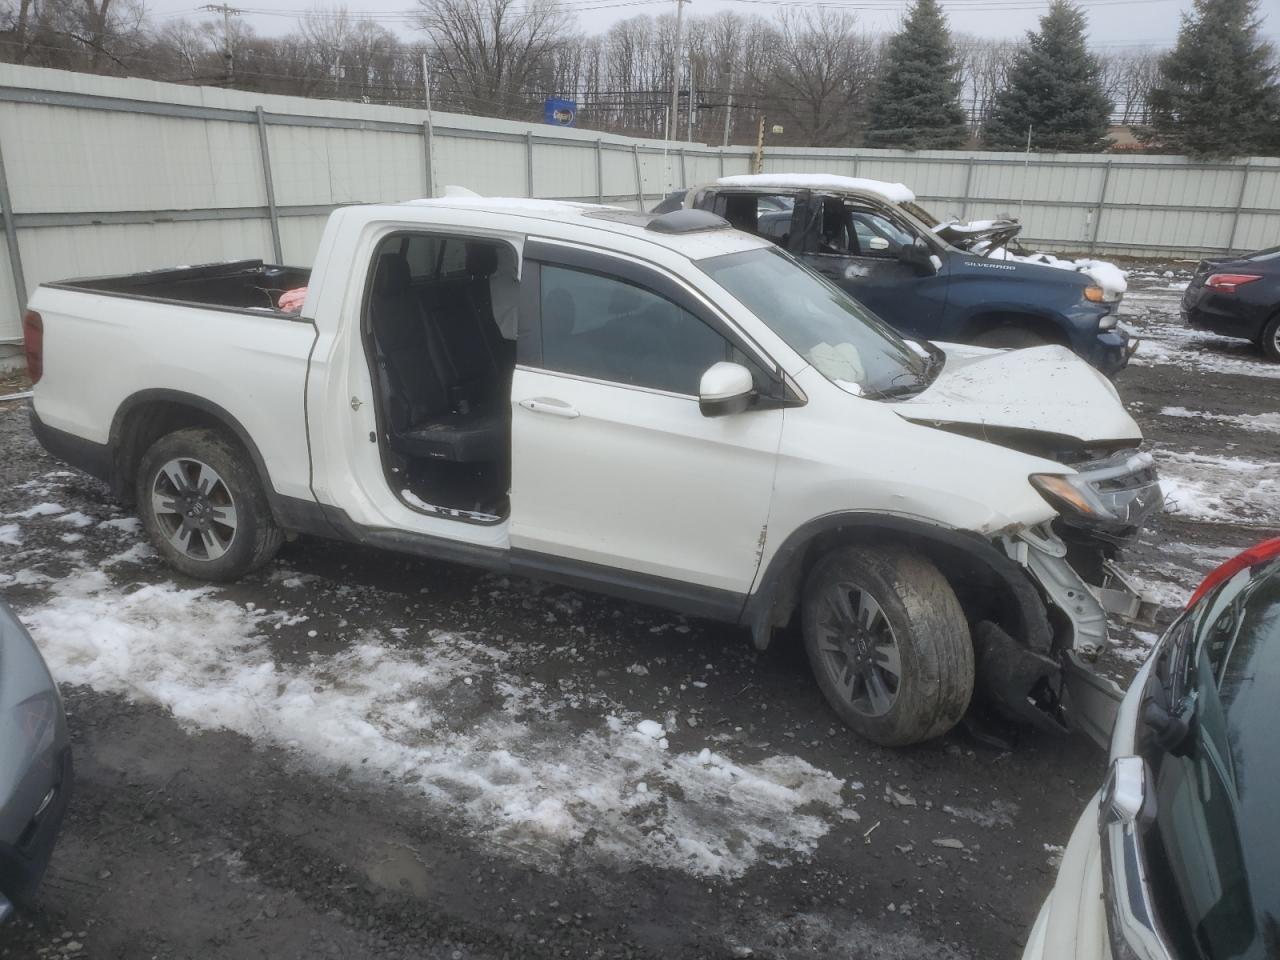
51, 260, 311, 314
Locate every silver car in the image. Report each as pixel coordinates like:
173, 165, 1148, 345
0, 599, 71, 921
1024, 537, 1280, 959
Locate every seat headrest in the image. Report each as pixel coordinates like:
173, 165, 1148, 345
374, 253, 411, 297
466, 243, 499, 278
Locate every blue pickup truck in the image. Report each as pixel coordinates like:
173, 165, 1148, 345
667, 175, 1133, 376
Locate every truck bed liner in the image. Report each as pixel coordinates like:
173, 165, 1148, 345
50, 260, 311, 314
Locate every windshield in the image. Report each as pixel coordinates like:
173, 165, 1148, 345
1143, 559, 1280, 960
900, 200, 940, 228
697, 246, 931, 398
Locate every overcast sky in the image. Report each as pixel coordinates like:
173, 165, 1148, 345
145, 0, 1274, 50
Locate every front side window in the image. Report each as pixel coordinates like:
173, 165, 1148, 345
850, 210, 916, 257
538, 264, 730, 395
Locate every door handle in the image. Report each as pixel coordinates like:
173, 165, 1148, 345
519, 397, 579, 419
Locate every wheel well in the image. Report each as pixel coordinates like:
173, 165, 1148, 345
110, 398, 260, 505
966, 311, 1069, 345
751, 522, 1049, 653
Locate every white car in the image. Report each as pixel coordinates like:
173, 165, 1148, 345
1024, 537, 1280, 960
23, 199, 1161, 746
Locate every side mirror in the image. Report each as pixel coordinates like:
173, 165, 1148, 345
867, 235, 890, 252
699, 361, 754, 417
897, 237, 935, 272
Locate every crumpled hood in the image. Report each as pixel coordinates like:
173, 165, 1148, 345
934, 218, 1022, 252
895, 342, 1141, 445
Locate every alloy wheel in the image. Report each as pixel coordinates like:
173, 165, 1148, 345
150, 457, 239, 561
813, 581, 903, 717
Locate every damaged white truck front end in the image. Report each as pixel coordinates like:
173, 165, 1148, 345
902, 344, 1161, 743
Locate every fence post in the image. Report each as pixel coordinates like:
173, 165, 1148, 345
0, 135, 28, 324
422, 120, 435, 198
595, 138, 604, 203
525, 131, 535, 198
633, 144, 643, 209
254, 106, 283, 264
1226, 160, 1252, 255
718, 150, 725, 178
679, 147, 687, 189
959, 156, 976, 219
1088, 160, 1113, 254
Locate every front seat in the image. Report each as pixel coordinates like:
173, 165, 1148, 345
369, 252, 507, 464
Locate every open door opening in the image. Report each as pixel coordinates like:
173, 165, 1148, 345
363, 232, 518, 523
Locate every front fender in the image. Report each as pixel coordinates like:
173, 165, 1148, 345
741, 512, 1052, 654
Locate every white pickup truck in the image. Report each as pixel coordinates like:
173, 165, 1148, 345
23, 198, 1162, 747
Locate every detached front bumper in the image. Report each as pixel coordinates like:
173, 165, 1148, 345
991, 448, 1160, 746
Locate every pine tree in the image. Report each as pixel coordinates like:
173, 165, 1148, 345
1144, 0, 1280, 157
865, 0, 968, 150
982, 0, 1113, 152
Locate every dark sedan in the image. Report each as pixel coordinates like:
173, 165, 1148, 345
1183, 246, 1280, 360
0, 600, 71, 921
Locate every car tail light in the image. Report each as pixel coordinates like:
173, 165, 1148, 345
1187, 537, 1280, 608
1203, 273, 1262, 294
22, 309, 42, 384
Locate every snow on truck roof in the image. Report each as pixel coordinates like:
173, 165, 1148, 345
714, 173, 916, 204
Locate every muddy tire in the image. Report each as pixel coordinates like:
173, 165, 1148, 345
136, 427, 283, 582
972, 326, 1054, 350
801, 546, 973, 747
1260, 313, 1280, 362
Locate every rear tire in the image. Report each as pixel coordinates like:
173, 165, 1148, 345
136, 427, 283, 581
1260, 314, 1280, 362
972, 326, 1054, 349
801, 546, 973, 747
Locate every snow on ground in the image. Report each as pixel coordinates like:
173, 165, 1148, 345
14, 541, 850, 880
1155, 451, 1280, 526
1159, 406, 1280, 433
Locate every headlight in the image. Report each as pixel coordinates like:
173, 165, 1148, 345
1030, 473, 1102, 517
1084, 285, 1107, 303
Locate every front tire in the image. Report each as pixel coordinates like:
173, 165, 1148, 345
801, 546, 974, 746
136, 427, 283, 581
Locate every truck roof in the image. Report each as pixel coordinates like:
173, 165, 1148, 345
394, 196, 771, 261
712, 174, 916, 205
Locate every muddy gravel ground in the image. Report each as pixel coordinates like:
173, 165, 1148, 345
1, 270, 1277, 960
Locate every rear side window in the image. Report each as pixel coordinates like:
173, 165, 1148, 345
538, 264, 729, 395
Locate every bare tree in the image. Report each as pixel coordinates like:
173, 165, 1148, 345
764, 9, 879, 146
955, 34, 1022, 131
416, 0, 572, 118
1098, 47, 1161, 125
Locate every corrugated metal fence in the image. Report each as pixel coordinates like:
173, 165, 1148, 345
1, 61, 1278, 345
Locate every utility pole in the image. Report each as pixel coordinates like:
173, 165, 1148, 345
667, 0, 688, 142
202, 4, 241, 85
686, 59, 694, 142
721, 84, 733, 147
422, 51, 437, 198
753, 115, 766, 174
